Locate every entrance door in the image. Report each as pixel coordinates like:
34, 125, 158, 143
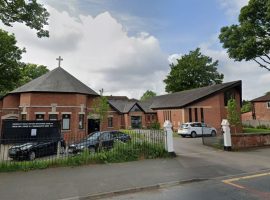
131, 116, 142, 129
88, 119, 100, 134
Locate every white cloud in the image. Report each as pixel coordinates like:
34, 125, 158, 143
219, 0, 249, 19
168, 54, 182, 65
0, 6, 169, 99
199, 38, 270, 100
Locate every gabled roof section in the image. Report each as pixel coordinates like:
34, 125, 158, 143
138, 101, 156, 113
150, 80, 242, 109
10, 67, 98, 95
108, 99, 156, 114
108, 100, 135, 113
251, 94, 270, 102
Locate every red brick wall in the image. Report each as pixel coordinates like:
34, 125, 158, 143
241, 111, 252, 121
0, 92, 98, 142
2, 94, 20, 108
253, 102, 270, 121
155, 89, 242, 134
232, 134, 270, 149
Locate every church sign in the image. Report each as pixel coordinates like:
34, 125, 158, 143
1, 120, 61, 144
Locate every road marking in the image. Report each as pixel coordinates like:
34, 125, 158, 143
222, 172, 270, 189
222, 180, 245, 189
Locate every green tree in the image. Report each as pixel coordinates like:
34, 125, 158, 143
0, 29, 24, 95
164, 48, 224, 93
241, 100, 252, 113
18, 63, 49, 86
0, 0, 49, 37
219, 0, 270, 71
89, 90, 110, 131
227, 99, 241, 134
140, 90, 156, 101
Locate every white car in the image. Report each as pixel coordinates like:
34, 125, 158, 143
178, 122, 217, 138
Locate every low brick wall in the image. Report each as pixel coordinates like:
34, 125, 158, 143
232, 133, 270, 150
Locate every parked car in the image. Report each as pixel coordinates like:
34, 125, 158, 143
68, 131, 131, 154
178, 122, 217, 138
8, 139, 66, 161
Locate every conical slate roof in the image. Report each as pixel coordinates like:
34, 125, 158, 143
10, 67, 98, 95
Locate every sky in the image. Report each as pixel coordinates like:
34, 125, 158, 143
1, 0, 269, 100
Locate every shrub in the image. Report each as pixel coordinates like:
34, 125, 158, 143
149, 122, 160, 130
256, 124, 269, 129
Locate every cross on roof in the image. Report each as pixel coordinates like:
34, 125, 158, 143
56, 56, 63, 67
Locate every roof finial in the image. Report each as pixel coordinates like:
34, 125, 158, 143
56, 56, 63, 67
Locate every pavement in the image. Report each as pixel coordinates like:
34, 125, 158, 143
0, 137, 270, 200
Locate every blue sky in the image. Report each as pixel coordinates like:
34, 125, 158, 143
4, 0, 269, 100
50, 0, 237, 54
86, 0, 239, 53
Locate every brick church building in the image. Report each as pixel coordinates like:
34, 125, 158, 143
0, 67, 157, 141
0, 66, 242, 140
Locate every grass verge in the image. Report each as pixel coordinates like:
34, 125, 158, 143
243, 128, 270, 134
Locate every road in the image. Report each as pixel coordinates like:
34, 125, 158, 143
103, 171, 270, 200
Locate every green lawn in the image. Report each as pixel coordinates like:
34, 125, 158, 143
243, 128, 270, 134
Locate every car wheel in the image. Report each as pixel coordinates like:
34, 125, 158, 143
29, 151, 36, 161
89, 147, 96, 154
211, 130, 216, 137
191, 131, 197, 138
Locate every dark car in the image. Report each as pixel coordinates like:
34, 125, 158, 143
68, 131, 131, 154
8, 139, 66, 161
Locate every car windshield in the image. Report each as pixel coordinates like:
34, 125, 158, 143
87, 132, 101, 140
181, 124, 189, 128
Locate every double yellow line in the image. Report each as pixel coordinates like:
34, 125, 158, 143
222, 172, 270, 189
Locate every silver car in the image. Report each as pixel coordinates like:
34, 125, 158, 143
178, 122, 217, 138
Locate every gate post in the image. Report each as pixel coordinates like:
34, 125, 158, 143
163, 120, 175, 156
221, 119, 232, 151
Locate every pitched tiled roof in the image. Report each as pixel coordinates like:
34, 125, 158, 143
108, 100, 130, 113
150, 80, 242, 109
10, 67, 98, 96
251, 94, 270, 102
108, 99, 155, 114
138, 101, 156, 113
106, 96, 129, 101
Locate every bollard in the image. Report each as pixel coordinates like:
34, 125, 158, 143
221, 119, 232, 151
163, 120, 176, 156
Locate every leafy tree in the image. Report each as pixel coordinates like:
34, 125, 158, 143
219, 0, 270, 71
227, 99, 241, 134
164, 48, 224, 93
241, 100, 252, 113
140, 90, 157, 101
0, 29, 24, 95
89, 90, 110, 131
18, 63, 49, 86
0, 0, 49, 37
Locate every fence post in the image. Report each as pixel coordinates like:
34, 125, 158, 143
57, 141, 61, 158
221, 119, 232, 151
163, 120, 176, 156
